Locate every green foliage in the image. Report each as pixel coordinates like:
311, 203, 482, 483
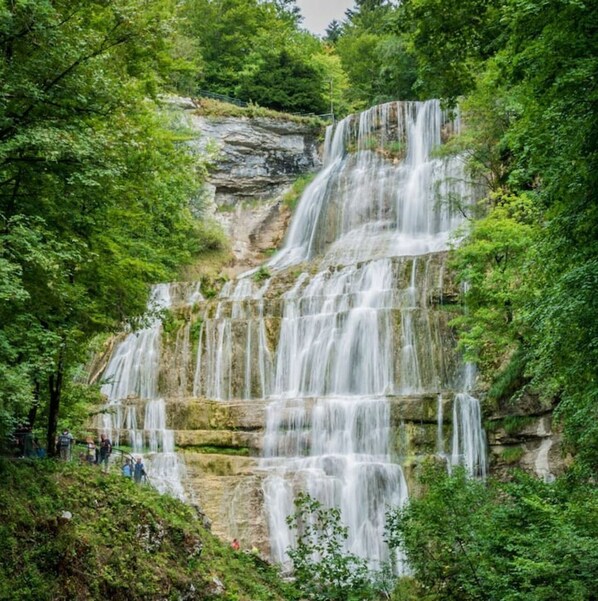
420, 0, 598, 469
200, 276, 225, 299
397, 0, 504, 102
0, 0, 214, 447
387, 462, 598, 601
501, 415, 535, 435
0, 458, 294, 600
286, 493, 379, 600
450, 191, 539, 372
282, 173, 317, 212
160, 309, 187, 340
252, 266, 272, 284
486, 347, 528, 406
181, 0, 334, 114
236, 49, 327, 114
195, 98, 323, 126
500, 446, 524, 464
335, 2, 417, 107
189, 316, 203, 349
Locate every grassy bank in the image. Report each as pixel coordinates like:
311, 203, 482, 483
0, 459, 294, 601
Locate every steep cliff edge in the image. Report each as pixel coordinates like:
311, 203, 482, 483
173, 98, 322, 274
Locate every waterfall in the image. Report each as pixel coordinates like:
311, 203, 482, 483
257, 100, 485, 571
94, 99, 488, 571
100, 284, 171, 406
267, 100, 469, 270
273, 259, 395, 397
262, 397, 408, 571
450, 364, 487, 477
192, 278, 272, 400
99, 283, 198, 501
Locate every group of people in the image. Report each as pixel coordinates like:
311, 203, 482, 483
14, 426, 149, 482
78, 432, 113, 471
56, 430, 112, 469
58, 429, 147, 483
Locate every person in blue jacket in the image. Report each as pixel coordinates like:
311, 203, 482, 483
134, 457, 146, 483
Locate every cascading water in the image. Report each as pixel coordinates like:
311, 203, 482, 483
449, 364, 487, 477
99, 283, 200, 500
267, 101, 469, 270
192, 278, 272, 400
95, 100, 488, 570
252, 100, 485, 570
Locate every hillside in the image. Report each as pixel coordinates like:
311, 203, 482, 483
0, 459, 295, 601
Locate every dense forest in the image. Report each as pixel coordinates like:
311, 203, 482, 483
1, 0, 597, 599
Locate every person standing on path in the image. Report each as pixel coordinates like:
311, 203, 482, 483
122, 458, 133, 478
58, 429, 74, 461
133, 457, 146, 483
98, 433, 112, 472
85, 437, 96, 465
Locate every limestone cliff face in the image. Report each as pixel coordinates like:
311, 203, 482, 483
95, 101, 564, 557
486, 405, 567, 482
193, 115, 320, 206
177, 99, 322, 273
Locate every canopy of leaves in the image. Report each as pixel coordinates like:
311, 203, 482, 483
181, 0, 337, 114
0, 0, 212, 445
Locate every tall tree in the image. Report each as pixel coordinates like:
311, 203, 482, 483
335, 0, 417, 106
0, 0, 206, 450
182, 0, 331, 113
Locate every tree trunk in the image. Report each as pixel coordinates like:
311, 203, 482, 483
46, 349, 64, 457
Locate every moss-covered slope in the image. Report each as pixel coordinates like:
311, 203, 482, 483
0, 459, 294, 601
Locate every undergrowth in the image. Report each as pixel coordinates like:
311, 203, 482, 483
0, 459, 294, 601
194, 98, 323, 128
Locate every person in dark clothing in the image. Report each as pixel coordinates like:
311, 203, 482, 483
98, 433, 112, 472
23, 428, 36, 458
58, 429, 74, 461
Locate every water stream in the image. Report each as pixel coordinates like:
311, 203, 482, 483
255, 100, 486, 569
98, 283, 201, 500
96, 100, 487, 570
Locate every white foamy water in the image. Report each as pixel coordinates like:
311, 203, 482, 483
99, 283, 200, 501
254, 101, 486, 571
267, 101, 473, 270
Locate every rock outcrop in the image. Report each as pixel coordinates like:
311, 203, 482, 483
192, 115, 320, 207
174, 99, 322, 272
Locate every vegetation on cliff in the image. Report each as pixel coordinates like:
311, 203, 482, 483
0, 458, 294, 601
386, 462, 598, 601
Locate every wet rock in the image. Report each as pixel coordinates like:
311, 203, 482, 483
190, 116, 320, 206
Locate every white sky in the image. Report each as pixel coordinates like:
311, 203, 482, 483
295, 0, 355, 36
